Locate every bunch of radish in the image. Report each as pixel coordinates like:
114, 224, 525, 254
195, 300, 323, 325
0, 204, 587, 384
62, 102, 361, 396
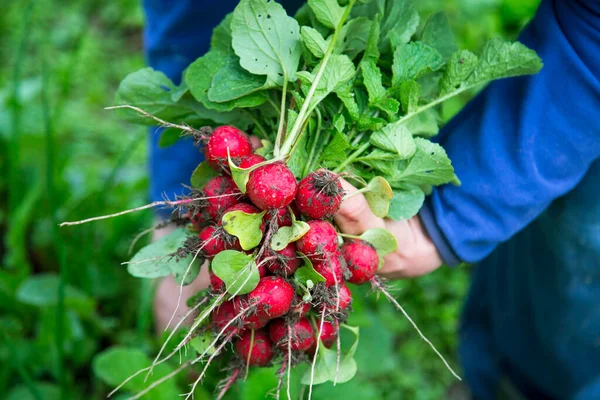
182, 124, 382, 396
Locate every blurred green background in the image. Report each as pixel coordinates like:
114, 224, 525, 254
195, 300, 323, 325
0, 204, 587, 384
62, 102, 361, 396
0, 0, 538, 399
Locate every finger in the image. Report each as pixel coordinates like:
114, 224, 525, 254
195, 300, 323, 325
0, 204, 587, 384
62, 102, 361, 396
249, 135, 262, 150
334, 179, 385, 235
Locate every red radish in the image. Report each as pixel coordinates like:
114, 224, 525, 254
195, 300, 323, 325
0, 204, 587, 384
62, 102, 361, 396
261, 243, 301, 276
290, 296, 311, 318
268, 318, 315, 351
312, 253, 344, 287
203, 176, 240, 221
221, 203, 266, 234
295, 169, 343, 219
319, 321, 337, 348
341, 240, 379, 284
247, 276, 295, 319
239, 154, 266, 169
212, 301, 239, 334
234, 329, 273, 366
209, 269, 225, 292
189, 211, 205, 230
296, 220, 338, 260
316, 283, 352, 314
233, 296, 269, 329
205, 126, 252, 170
246, 163, 297, 210
199, 225, 240, 257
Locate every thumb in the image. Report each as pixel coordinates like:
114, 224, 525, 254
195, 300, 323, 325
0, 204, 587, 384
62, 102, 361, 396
334, 179, 386, 235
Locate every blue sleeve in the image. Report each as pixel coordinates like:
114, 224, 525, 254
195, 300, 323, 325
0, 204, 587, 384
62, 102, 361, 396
143, 0, 304, 208
420, 0, 600, 265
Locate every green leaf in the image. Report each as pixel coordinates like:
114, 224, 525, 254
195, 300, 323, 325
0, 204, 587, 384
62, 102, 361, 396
287, 125, 310, 178
336, 17, 372, 59
271, 220, 310, 251
391, 138, 455, 186
403, 109, 439, 138
362, 14, 380, 63
222, 210, 267, 250
158, 128, 181, 148
334, 80, 360, 120
387, 186, 425, 220
191, 161, 219, 188
362, 177, 393, 218
115, 67, 249, 127
308, 0, 347, 29
301, 324, 359, 385
16, 274, 95, 315
232, 0, 302, 84
438, 50, 478, 95
228, 157, 251, 194
399, 80, 421, 113
301, 26, 330, 58
465, 38, 543, 85
93, 346, 180, 400
208, 54, 271, 103
128, 228, 201, 285
356, 148, 398, 162
359, 228, 398, 257
321, 129, 350, 164
353, 0, 419, 53
392, 42, 444, 87
211, 250, 259, 295
361, 60, 386, 104
300, 54, 356, 109
5, 383, 61, 400
370, 124, 416, 159
190, 331, 216, 355
294, 254, 326, 287
421, 12, 457, 60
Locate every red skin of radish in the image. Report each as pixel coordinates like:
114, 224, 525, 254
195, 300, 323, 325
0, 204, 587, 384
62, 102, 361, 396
239, 154, 266, 169
296, 220, 338, 260
221, 203, 266, 234
341, 240, 379, 284
206, 126, 253, 170
295, 169, 343, 219
312, 253, 344, 287
199, 225, 240, 257
212, 300, 238, 334
291, 296, 311, 318
203, 175, 240, 221
247, 276, 295, 319
234, 329, 274, 366
268, 317, 315, 351
264, 205, 298, 228
262, 242, 301, 276
209, 269, 225, 292
246, 163, 297, 210
319, 321, 337, 348
233, 297, 269, 329
316, 283, 352, 314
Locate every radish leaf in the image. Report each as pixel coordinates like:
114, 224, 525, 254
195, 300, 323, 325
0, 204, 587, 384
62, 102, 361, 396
232, 0, 302, 84
212, 250, 260, 295
222, 210, 267, 250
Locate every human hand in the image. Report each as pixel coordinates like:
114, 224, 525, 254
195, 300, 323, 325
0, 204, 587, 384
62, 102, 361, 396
334, 180, 444, 279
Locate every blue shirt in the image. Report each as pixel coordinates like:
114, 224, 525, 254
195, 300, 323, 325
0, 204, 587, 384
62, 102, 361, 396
420, 0, 600, 398
143, 1, 600, 398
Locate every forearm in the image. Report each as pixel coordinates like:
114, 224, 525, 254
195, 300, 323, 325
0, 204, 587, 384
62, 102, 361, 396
423, 0, 600, 264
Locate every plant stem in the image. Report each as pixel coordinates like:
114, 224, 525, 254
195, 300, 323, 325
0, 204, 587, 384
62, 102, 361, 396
333, 142, 370, 173
279, 1, 356, 157
243, 110, 269, 139
304, 108, 323, 176
274, 78, 289, 156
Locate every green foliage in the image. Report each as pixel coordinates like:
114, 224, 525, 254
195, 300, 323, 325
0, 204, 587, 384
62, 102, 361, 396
221, 209, 266, 250
211, 250, 260, 295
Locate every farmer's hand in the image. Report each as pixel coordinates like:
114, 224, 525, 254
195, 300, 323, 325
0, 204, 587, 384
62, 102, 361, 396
334, 180, 443, 279
153, 224, 210, 332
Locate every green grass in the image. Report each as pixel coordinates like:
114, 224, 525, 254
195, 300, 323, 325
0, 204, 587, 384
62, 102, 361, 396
0, 0, 538, 398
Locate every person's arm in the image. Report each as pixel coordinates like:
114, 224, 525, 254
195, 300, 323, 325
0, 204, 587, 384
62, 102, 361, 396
336, 0, 600, 275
